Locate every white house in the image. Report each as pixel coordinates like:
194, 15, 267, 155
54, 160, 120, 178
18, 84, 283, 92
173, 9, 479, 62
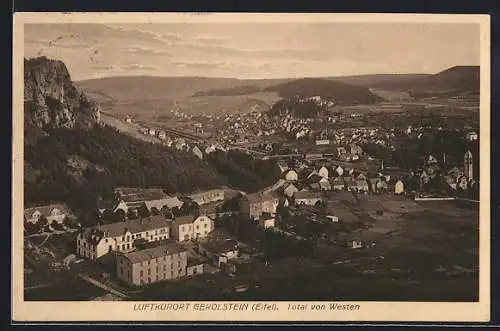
24, 204, 69, 225
318, 166, 329, 179
76, 216, 171, 260
171, 214, 214, 241
285, 170, 298, 181
283, 183, 299, 198
394, 180, 405, 195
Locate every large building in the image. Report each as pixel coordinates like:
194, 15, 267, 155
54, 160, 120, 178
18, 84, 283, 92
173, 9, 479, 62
188, 189, 225, 206
170, 214, 214, 241
112, 187, 178, 213
76, 216, 171, 260
116, 242, 188, 286
240, 191, 279, 220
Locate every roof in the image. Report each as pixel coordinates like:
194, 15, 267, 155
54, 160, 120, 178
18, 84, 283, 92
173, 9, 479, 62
81, 215, 171, 242
121, 242, 186, 264
200, 239, 239, 256
114, 187, 167, 203
24, 203, 68, 220
293, 191, 322, 199
244, 191, 279, 203
172, 215, 198, 226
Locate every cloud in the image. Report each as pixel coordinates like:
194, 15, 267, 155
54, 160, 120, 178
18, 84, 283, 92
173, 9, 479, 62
121, 63, 158, 71
169, 60, 232, 69
91, 63, 158, 72
125, 45, 172, 57
194, 34, 228, 44
102, 24, 182, 44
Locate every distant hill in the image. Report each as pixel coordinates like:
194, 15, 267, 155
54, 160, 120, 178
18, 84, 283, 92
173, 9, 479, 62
335, 66, 479, 99
263, 78, 383, 105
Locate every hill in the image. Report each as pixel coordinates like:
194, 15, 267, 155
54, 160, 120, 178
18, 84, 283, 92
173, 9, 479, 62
335, 66, 479, 99
263, 78, 383, 105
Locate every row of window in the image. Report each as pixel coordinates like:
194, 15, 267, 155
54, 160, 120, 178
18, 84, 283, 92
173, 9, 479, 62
180, 223, 209, 232
138, 268, 185, 285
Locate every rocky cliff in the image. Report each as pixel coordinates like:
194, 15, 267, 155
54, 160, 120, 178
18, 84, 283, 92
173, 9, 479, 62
24, 56, 101, 129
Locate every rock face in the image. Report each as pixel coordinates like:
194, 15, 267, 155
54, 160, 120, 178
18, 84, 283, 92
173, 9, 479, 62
24, 56, 101, 129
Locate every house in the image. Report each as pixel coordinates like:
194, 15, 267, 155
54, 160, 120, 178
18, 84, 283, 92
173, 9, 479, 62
283, 183, 300, 198
24, 204, 69, 225
148, 128, 156, 136
186, 258, 205, 277
333, 165, 344, 177
319, 177, 331, 191
240, 191, 279, 220
258, 214, 275, 229
76, 216, 171, 260
356, 180, 369, 192
318, 166, 329, 179
284, 169, 298, 181
326, 215, 339, 223
125, 117, 133, 123
345, 180, 358, 192
293, 191, 323, 206
466, 131, 478, 141
158, 131, 167, 140
188, 189, 224, 206
192, 146, 203, 160
376, 179, 388, 192
112, 187, 168, 213
356, 173, 367, 181
331, 177, 345, 191
170, 214, 214, 241
116, 242, 188, 286
457, 175, 469, 190
394, 180, 405, 195
350, 144, 363, 155
336, 147, 347, 157
197, 238, 239, 267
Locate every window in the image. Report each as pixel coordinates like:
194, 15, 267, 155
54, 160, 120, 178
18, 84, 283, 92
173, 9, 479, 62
122, 236, 125, 241
140, 270, 143, 276
105, 238, 108, 243
127, 243, 130, 249
148, 277, 151, 283
146, 232, 149, 236
122, 244, 125, 250
204, 223, 208, 228
148, 269, 151, 275
196, 225, 199, 230
163, 265, 166, 271
178, 261, 181, 268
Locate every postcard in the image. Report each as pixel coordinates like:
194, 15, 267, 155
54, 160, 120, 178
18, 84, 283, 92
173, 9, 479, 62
12, 12, 491, 322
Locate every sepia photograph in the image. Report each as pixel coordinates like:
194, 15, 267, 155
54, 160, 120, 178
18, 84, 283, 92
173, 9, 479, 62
12, 13, 491, 322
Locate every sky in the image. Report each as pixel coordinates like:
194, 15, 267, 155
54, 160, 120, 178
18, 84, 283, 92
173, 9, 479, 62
24, 23, 480, 81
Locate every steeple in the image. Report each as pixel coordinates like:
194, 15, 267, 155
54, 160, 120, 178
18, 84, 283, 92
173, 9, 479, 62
464, 150, 473, 179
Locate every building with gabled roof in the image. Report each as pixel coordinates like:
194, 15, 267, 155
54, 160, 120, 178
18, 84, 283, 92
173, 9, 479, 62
76, 215, 172, 260
24, 203, 70, 225
116, 242, 188, 286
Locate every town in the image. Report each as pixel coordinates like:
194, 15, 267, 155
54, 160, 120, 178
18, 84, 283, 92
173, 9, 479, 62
24, 98, 480, 301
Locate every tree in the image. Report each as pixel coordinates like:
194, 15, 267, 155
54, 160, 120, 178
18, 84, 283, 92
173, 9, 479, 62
114, 209, 127, 222
137, 204, 151, 218
102, 209, 115, 224
150, 207, 160, 216
38, 215, 48, 231
127, 208, 138, 220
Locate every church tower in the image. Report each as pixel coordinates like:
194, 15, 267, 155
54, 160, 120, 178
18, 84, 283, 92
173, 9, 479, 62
464, 150, 473, 179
